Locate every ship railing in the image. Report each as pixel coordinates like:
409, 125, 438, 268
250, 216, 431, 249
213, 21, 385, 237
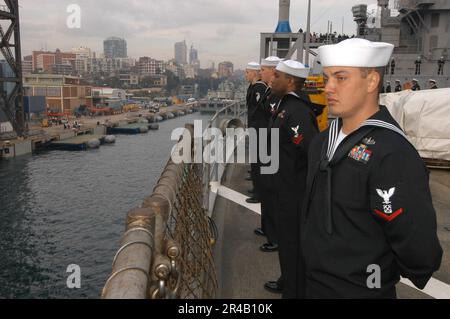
202, 100, 246, 215
101, 99, 245, 299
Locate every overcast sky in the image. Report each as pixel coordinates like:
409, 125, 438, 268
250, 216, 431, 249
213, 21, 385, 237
19, 0, 380, 68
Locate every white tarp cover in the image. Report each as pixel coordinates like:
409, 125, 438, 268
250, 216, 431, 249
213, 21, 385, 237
380, 88, 450, 161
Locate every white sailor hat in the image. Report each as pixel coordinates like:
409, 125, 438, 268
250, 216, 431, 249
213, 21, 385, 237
261, 56, 282, 67
412, 78, 418, 82
318, 38, 394, 68
429, 79, 436, 83
246, 62, 261, 71
395, 79, 401, 82
276, 60, 310, 79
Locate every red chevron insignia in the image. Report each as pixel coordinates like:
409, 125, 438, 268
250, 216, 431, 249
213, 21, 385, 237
292, 134, 304, 145
373, 208, 404, 222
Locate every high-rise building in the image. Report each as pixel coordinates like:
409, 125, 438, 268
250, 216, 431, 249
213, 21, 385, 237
71, 46, 96, 71
166, 59, 185, 79
34, 52, 55, 72
189, 45, 198, 65
103, 37, 127, 59
32, 49, 76, 73
75, 59, 87, 74
174, 40, 187, 65
218, 61, 234, 78
83, 57, 135, 75
183, 64, 196, 79
55, 49, 77, 74
71, 46, 95, 59
189, 44, 200, 74
51, 63, 74, 76
138, 57, 165, 76
22, 55, 33, 74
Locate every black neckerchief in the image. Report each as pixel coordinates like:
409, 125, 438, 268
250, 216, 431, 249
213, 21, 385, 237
267, 94, 279, 130
262, 87, 274, 117
249, 81, 269, 119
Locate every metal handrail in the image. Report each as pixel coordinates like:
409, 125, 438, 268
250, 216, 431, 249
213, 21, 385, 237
206, 100, 244, 129
202, 99, 246, 215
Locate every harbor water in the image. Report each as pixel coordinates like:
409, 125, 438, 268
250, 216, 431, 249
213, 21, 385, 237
0, 113, 211, 299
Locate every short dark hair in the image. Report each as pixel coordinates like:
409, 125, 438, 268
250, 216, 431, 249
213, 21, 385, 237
285, 74, 306, 92
360, 67, 385, 94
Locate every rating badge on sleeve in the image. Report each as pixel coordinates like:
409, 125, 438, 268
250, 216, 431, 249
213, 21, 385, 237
373, 187, 404, 222
291, 125, 304, 145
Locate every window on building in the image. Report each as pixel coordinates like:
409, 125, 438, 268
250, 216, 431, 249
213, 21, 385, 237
418, 37, 423, 51
47, 87, 61, 97
431, 13, 440, 28
429, 35, 438, 50
34, 87, 46, 96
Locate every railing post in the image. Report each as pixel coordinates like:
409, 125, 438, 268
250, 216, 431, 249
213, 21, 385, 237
143, 196, 171, 254
102, 207, 156, 299
203, 120, 212, 212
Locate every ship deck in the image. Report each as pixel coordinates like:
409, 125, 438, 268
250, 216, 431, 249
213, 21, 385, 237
212, 163, 450, 299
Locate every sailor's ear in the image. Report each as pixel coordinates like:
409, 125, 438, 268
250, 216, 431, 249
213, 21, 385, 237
286, 75, 292, 86
367, 70, 381, 94
288, 74, 296, 87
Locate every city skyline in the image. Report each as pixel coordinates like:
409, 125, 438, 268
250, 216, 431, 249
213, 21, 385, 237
19, 0, 379, 68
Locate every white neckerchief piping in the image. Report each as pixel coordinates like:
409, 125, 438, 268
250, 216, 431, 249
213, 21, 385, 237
326, 118, 408, 161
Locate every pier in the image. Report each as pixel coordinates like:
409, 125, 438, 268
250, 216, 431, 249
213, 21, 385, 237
107, 123, 149, 135
0, 104, 194, 158
49, 134, 107, 151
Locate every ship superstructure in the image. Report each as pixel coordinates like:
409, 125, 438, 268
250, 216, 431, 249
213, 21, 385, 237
353, 0, 450, 88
